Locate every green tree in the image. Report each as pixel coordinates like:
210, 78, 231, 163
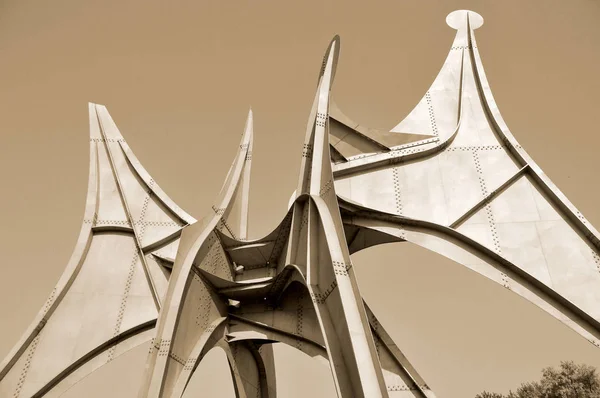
475, 392, 504, 398
475, 361, 600, 398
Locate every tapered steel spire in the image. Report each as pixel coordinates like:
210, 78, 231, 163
0, 103, 196, 398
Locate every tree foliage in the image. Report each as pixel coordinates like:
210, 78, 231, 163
475, 361, 600, 398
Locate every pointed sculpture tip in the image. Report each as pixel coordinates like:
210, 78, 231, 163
331, 34, 340, 47
327, 34, 341, 61
246, 107, 253, 127
318, 34, 341, 82
241, 107, 254, 142
88, 102, 101, 138
88, 102, 99, 115
446, 10, 484, 31
88, 102, 99, 121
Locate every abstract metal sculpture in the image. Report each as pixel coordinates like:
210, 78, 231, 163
2, 9, 600, 398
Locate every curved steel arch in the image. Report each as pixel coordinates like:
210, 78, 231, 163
138, 33, 434, 398
333, 9, 600, 349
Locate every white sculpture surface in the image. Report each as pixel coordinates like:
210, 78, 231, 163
2, 10, 599, 398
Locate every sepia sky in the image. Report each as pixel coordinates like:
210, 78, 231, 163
1, 1, 600, 397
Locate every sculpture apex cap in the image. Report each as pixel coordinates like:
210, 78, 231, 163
446, 10, 484, 30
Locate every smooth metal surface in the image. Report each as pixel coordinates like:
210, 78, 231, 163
2, 9, 599, 398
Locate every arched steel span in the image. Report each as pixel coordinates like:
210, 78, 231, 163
2, 9, 599, 398
333, 9, 600, 350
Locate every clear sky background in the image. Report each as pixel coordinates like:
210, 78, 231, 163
1, 1, 600, 397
